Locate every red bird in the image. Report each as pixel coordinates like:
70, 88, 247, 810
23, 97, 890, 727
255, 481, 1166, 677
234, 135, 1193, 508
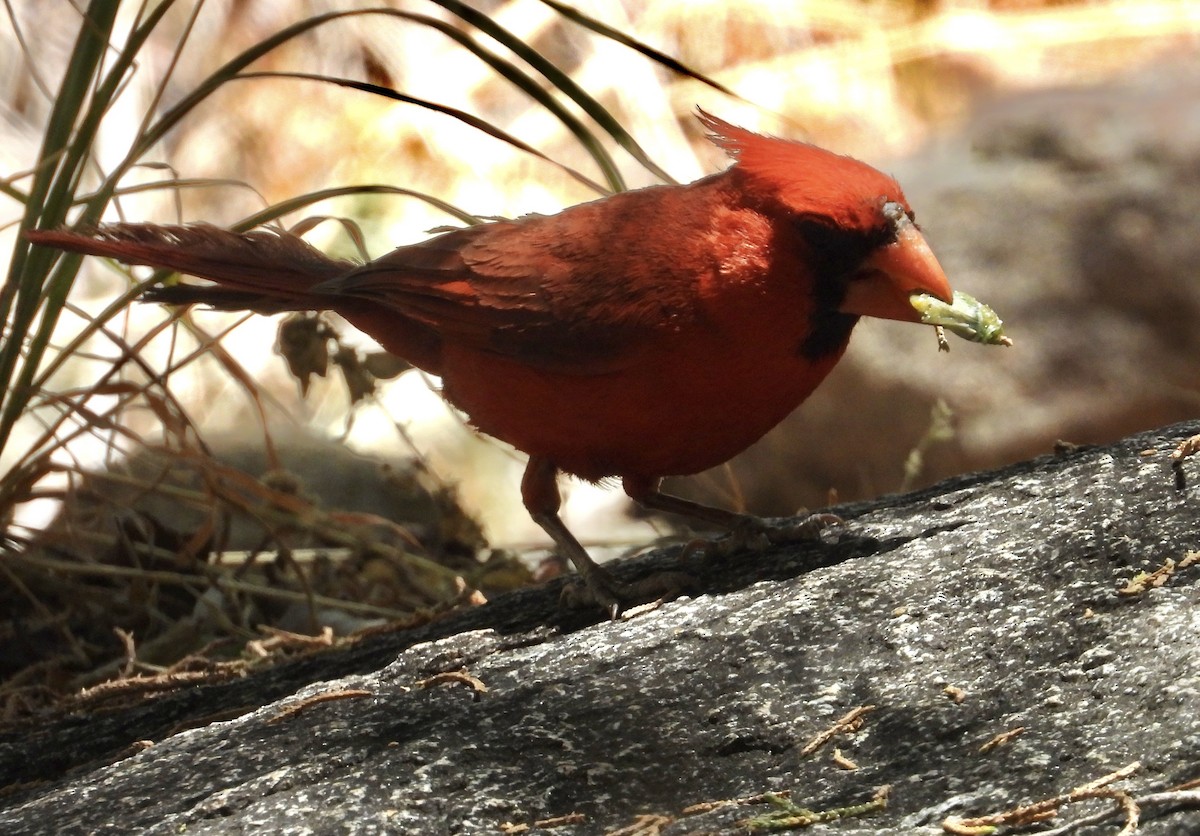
27, 112, 1002, 612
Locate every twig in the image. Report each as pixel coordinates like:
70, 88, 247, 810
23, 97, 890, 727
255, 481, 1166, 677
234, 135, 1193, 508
943, 761, 1142, 835
800, 705, 875, 756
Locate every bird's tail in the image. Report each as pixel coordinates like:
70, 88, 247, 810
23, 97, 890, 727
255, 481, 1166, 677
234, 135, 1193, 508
25, 223, 357, 313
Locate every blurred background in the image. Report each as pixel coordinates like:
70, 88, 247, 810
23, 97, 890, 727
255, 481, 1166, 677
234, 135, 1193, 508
2, 0, 1198, 705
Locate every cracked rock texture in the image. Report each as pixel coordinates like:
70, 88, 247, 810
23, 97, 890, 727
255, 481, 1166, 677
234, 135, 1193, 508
1, 420, 1198, 834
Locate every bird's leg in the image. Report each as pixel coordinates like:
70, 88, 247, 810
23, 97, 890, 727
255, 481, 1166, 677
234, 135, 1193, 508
522, 457, 695, 616
622, 476, 843, 559
522, 456, 618, 613
622, 476, 753, 529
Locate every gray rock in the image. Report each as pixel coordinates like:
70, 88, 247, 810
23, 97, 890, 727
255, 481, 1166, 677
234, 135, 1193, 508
1, 420, 1197, 834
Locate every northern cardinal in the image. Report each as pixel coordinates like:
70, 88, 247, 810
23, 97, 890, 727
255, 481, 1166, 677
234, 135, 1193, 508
27, 111, 1008, 613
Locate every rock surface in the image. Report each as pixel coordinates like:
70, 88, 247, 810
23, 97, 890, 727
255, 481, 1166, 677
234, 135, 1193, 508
1, 420, 1198, 834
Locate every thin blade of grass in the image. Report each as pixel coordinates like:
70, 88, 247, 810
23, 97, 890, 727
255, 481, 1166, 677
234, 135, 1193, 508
235, 71, 609, 197
537, 0, 742, 99
3, 0, 122, 313
233, 185, 481, 231
432, 0, 675, 185
0, 0, 178, 454
128, 9, 620, 192
376, 8, 631, 191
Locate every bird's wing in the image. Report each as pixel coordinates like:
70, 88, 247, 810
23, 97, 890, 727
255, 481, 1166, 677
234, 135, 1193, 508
319, 186, 712, 374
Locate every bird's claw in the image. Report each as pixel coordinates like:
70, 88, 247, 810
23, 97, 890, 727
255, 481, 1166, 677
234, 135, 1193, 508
688, 511, 846, 561
560, 512, 844, 616
560, 568, 699, 619
766, 512, 845, 543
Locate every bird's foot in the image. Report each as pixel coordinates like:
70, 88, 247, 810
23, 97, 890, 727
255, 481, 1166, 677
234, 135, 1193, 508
555, 513, 842, 617
560, 565, 700, 619
684, 511, 845, 562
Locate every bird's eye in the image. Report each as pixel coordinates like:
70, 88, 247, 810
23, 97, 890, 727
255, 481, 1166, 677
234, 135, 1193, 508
881, 199, 917, 233
882, 200, 903, 222
881, 199, 909, 224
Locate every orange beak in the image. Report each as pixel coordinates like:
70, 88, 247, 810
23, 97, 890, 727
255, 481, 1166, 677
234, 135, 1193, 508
838, 218, 953, 323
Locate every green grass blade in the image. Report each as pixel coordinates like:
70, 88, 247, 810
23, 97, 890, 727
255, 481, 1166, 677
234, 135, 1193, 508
233, 185, 481, 231
234, 71, 610, 197
432, 0, 675, 185
0, 0, 128, 455
537, 0, 742, 99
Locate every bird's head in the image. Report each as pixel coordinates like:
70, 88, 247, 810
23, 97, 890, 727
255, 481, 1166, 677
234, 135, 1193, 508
698, 110, 953, 328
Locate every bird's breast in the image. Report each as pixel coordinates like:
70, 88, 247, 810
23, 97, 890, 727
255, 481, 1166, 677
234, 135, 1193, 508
438, 309, 848, 482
